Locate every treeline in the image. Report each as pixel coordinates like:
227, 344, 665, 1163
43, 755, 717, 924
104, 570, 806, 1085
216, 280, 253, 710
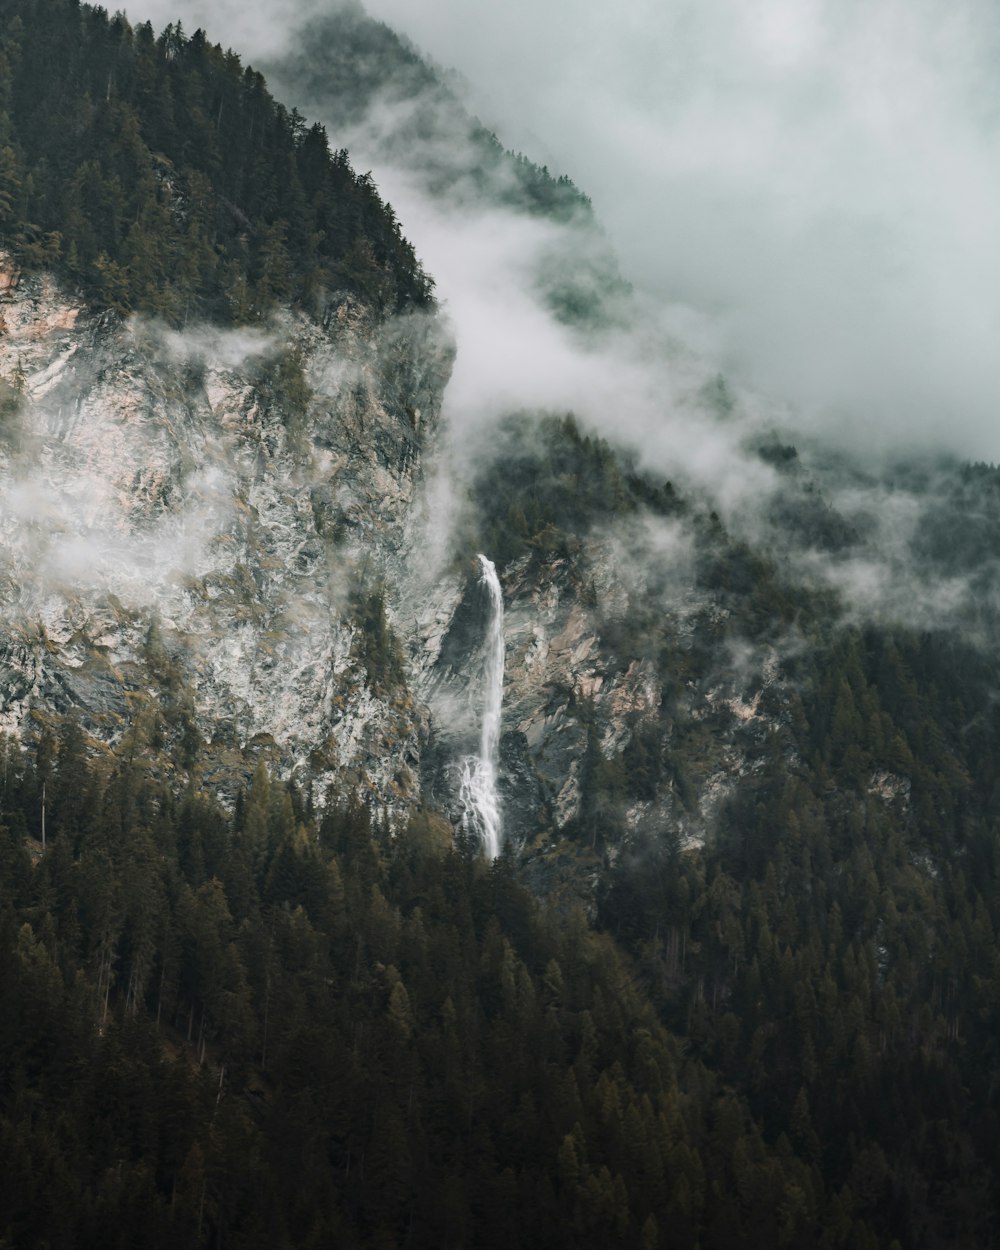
273, 7, 595, 225
267, 8, 630, 329
601, 625, 1000, 1250
471, 413, 682, 568
0, 715, 966, 1250
467, 414, 1000, 1245
0, 1, 433, 323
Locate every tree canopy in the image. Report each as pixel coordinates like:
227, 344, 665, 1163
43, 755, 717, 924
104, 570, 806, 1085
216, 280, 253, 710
0, 1, 434, 323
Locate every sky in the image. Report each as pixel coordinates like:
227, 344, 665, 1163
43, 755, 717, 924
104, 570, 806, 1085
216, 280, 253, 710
126, 0, 1000, 461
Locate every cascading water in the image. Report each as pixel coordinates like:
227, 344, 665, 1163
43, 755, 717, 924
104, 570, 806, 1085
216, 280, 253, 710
459, 554, 505, 859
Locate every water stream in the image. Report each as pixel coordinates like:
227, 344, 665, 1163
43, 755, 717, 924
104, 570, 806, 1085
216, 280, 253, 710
458, 554, 504, 858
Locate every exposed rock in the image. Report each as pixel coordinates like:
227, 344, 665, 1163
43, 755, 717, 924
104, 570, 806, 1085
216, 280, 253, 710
412, 514, 793, 861
0, 255, 453, 824
0, 254, 793, 889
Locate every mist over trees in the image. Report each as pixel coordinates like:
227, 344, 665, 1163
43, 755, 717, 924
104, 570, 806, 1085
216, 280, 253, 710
260, 5, 630, 329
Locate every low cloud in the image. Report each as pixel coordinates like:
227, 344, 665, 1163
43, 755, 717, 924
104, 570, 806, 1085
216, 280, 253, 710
122, 0, 332, 60
262, 41, 784, 518
101, 1, 1000, 645
120, 0, 1000, 457
361, 0, 1000, 460
149, 321, 275, 370
0, 426, 237, 613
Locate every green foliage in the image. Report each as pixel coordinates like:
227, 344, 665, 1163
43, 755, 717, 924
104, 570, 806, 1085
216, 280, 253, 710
0, 746, 695, 1249
471, 412, 682, 569
1, 605, 1000, 1250
275, 9, 595, 224
469, 412, 1000, 1248
270, 7, 630, 328
0, 10, 997, 1244
351, 586, 406, 693
0, 2, 434, 323
597, 611, 1000, 1250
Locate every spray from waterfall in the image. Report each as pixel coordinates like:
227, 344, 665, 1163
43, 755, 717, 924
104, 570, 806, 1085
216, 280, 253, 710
459, 554, 504, 859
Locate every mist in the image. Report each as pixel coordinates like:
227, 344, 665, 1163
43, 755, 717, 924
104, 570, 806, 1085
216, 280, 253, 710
363, 0, 1000, 458
122, 0, 329, 61
110, 0, 1000, 648
125, 0, 1000, 460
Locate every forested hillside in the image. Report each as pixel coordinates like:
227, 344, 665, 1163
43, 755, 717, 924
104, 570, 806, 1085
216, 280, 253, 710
3, 426, 1000, 1247
0, 720, 995, 1250
0, 0, 433, 321
1, 3, 999, 1249
266, 5, 595, 224
262, 5, 631, 327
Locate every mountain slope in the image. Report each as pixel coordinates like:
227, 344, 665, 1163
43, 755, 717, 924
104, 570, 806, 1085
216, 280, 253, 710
0, 0, 432, 321
261, 3, 629, 327
0, 4, 999, 1248
0, 245, 452, 816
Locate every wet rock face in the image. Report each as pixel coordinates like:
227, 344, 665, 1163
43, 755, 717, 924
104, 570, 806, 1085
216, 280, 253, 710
412, 528, 791, 861
413, 560, 501, 827
0, 254, 454, 820
497, 729, 548, 844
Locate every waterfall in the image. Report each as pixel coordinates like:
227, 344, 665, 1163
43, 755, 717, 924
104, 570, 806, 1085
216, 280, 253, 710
459, 554, 504, 858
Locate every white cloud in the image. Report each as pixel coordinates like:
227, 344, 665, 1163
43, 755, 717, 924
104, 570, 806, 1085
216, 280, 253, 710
119, 0, 1000, 457
359, 0, 1000, 459
113, 0, 1000, 643
122, 0, 331, 59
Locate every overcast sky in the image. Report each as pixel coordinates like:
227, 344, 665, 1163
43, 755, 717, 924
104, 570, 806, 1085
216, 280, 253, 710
127, 0, 1000, 460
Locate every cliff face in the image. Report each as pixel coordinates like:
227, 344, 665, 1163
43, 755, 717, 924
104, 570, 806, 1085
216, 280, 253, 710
414, 529, 790, 872
0, 247, 796, 880
0, 252, 453, 820
0, 248, 969, 912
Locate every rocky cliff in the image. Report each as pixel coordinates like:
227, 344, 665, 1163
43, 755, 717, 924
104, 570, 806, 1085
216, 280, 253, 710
0, 251, 454, 822
0, 246, 796, 879
416, 529, 792, 879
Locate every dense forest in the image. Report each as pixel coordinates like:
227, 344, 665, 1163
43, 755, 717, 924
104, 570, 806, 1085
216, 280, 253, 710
2, 589, 999, 1250
470, 415, 1000, 1247
0, 0, 433, 322
1, 428, 999, 1247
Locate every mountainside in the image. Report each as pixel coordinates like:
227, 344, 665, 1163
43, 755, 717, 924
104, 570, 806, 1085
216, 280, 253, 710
0, 246, 452, 821
0, 237, 829, 879
0, 245, 780, 866
0, 0, 433, 321
2, 4, 1000, 1249
261, 4, 629, 328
